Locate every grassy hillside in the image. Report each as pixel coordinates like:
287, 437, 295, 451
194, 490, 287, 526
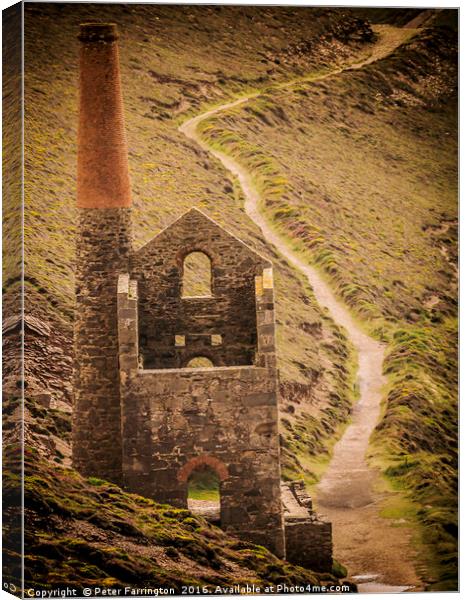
2, 3, 22, 318
352, 8, 423, 26
12, 3, 387, 589
22, 4, 377, 483
353, 8, 458, 29
4, 447, 349, 594
12, 2, 457, 590
194, 24, 458, 589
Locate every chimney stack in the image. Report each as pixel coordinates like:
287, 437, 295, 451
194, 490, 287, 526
73, 23, 132, 485
77, 23, 131, 208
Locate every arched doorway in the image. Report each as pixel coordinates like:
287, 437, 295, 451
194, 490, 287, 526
187, 464, 220, 525
177, 455, 228, 525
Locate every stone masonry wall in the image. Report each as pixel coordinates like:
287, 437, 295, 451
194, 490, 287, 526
130, 209, 269, 369
73, 23, 133, 484
73, 208, 131, 484
285, 519, 332, 573
117, 213, 286, 558
120, 365, 285, 558
282, 481, 333, 573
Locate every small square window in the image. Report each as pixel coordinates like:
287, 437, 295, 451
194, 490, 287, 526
211, 334, 222, 346
175, 335, 186, 347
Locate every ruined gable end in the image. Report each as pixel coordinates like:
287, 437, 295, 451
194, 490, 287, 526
117, 208, 285, 557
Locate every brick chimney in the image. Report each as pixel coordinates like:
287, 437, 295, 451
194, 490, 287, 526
77, 23, 131, 208
73, 23, 132, 485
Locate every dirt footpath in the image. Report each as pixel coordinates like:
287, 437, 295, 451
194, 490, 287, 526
180, 22, 427, 592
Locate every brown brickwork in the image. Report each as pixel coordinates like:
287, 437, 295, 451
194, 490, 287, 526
177, 455, 229, 483
77, 23, 131, 208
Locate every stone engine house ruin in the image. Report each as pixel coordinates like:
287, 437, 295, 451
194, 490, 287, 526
118, 207, 285, 556
73, 22, 332, 571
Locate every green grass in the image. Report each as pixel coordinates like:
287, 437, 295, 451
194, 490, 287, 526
188, 467, 220, 501
194, 24, 457, 588
189, 489, 220, 502
4, 448, 340, 593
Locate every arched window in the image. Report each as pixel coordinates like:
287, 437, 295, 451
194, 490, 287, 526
185, 356, 214, 369
182, 252, 212, 297
187, 464, 220, 524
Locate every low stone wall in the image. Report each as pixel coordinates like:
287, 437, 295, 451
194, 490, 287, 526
282, 481, 333, 572
285, 518, 333, 573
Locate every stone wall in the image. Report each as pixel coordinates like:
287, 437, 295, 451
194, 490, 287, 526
285, 519, 332, 573
119, 365, 285, 557
282, 481, 333, 573
117, 257, 285, 557
73, 208, 131, 484
130, 209, 269, 369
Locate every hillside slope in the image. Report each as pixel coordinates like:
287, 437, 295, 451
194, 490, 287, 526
21, 4, 376, 482
193, 22, 457, 589
3, 448, 349, 593
7, 3, 384, 590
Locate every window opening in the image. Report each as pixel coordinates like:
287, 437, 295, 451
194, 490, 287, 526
211, 334, 222, 346
186, 356, 214, 368
175, 335, 186, 347
182, 251, 212, 297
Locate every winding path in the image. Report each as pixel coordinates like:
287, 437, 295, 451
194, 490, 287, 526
179, 24, 423, 592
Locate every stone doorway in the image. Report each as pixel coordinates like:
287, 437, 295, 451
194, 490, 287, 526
187, 464, 221, 525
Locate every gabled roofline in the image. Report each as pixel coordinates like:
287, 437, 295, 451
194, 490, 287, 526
135, 206, 271, 265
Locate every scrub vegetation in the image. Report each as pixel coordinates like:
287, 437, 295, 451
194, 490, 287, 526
3, 448, 346, 591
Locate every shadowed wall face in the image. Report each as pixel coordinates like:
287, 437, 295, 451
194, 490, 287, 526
120, 365, 286, 557
73, 23, 132, 484
131, 209, 265, 369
